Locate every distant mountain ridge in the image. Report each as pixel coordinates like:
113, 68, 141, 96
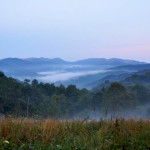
24, 58, 68, 64
0, 57, 148, 89
93, 69, 150, 92
73, 58, 145, 66
109, 64, 150, 71
0, 57, 145, 67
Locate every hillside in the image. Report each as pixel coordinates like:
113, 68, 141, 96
93, 69, 150, 92
122, 70, 150, 85
110, 64, 150, 71
0, 58, 148, 89
73, 58, 144, 66
1, 71, 150, 119
0, 58, 144, 69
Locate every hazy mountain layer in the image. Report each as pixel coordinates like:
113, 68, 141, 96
0, 57, 148, 89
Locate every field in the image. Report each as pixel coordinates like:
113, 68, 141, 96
0, 118, 150, 150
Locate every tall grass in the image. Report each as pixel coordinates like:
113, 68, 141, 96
0, 118, 150, 149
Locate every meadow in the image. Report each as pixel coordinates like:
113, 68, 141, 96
0, 118, 150, 150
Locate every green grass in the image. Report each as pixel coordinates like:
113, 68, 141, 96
0, 118, 150, 150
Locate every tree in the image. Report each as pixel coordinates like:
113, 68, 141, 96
32, 79, 39, 87
92, 91, 103, 111
65, 85, 79, 97
131, 84, 150, 104
0, 71, 5, 78
57, 84, 66, 94
146, 107, 150, 118
102, 82, 133, 112
24, 79, 30, 86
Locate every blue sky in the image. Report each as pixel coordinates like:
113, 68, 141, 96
0, 0, 150, 62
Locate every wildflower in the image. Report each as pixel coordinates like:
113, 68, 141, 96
56, 145, 62, 148
3, 140, 9, 144
29, 145, 33, 149
105, 139, 112, 144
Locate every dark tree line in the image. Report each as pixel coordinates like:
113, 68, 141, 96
0, 71, 150, 118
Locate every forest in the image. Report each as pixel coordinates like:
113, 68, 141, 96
0, 71, 150, 119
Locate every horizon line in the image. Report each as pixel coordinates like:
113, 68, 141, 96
0, 57, 148, 63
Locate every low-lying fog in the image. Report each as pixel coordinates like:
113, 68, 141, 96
37, 70, 108, 83
81, 103, 150, 120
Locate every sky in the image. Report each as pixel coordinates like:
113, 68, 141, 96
0, 0, 150, 62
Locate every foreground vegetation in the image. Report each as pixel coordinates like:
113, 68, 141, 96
1, 118, 150, 150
